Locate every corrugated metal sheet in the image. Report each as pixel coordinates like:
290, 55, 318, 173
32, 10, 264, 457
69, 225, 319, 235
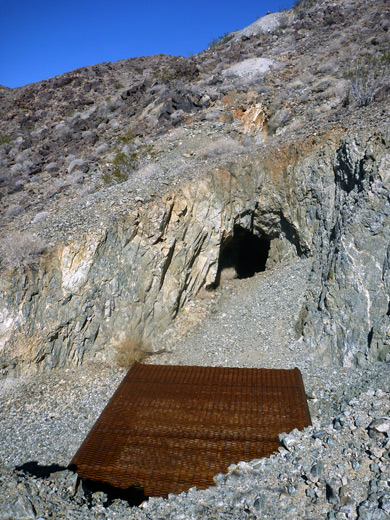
70, 364, 311, 497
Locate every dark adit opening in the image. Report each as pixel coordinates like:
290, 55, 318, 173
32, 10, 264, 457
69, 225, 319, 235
218, 225, 270, 281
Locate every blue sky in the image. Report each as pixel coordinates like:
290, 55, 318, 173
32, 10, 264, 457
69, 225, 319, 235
0, 0, 294, 88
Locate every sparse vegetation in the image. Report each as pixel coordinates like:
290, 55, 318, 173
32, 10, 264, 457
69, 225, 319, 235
292, 0, 316, 19
293, 0, 316, 10
104, 130, 157, 184
133, 163, 161, 178
0, 134, 11, 146
344, 53, 389, 107
1, 232, 47, 270
139, 143, 156, 158
116, 129, 155, 162
200, 137, 244, 158
108, 148, 132, 182
209, 32, 234, 49
267, 109, 291, 135
114, 336, 152, 368
116, 128, 135, 145
5, 204, 24, 219
0, 133, 12, 153
153, 68, 179, 83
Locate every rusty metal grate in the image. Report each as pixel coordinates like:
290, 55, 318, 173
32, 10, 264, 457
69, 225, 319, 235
70, 364, 311, 498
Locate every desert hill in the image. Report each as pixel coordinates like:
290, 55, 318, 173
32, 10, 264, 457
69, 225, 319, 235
0, 0, 389, 517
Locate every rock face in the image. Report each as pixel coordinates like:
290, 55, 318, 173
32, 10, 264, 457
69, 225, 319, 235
301, 134, 390, 366
0, 143, 301, 372
1, 131, 389, 373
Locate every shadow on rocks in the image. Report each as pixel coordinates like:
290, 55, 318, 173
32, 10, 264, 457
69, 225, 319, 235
15, 461, 68, 478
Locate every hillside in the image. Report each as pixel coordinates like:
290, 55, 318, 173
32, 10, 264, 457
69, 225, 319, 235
0, 0, 389, 372
0, 0, 389, 517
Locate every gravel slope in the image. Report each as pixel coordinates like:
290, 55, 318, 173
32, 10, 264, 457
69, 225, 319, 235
159, 258, 313, 369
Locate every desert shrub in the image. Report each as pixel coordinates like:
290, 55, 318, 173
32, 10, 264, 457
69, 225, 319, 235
99, 98, 121, 115
267, 108, 291, 135
200, 137, 244, 158
0, 134, 11, 146
316, 62, 338, 75
292, 0, 314, 20
6, 204, 24, 219
108, 102, 119, 113
153, 68, 179, 83
256, 85, 269, 95
10, 160, 33, 175
323, 14, 337, 26
277, 13, 289, 30
67, 158, 85, 174
344, 54, 389, 107
233, 70, 269, 89
1, 232, 46, 270
110, 150, 132, 181
209, 32, 234, 49
293, 0, 316, 12
32, 211, 50, 224
138, 143, 156, 159
104, 138, 156, 185
115, 336, 152, 368
134, 163, 161, 179
166, 127, 188, 142
95, 143, 109, 155
104, 146, 134, 184
116, 128, 136, 145
46, 162, 59, 175
67, 171, 85, 185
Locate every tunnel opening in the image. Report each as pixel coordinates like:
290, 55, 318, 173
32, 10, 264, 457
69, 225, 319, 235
218, 226, 271, 281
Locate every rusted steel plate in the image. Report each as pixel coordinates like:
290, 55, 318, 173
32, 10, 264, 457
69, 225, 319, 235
70, 364, 311, 498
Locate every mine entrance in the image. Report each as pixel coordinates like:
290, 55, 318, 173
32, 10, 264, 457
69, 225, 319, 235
219, 226, 270, 279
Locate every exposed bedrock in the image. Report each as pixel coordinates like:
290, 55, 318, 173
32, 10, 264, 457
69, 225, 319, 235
0, 131, 389, 373
301, 132, 390, 366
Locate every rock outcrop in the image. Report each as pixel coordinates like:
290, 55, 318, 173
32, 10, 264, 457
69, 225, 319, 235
301, 133, 390, 366
0, 0, 389, 374
1, 129, 389, 373
0, 139, 303, 372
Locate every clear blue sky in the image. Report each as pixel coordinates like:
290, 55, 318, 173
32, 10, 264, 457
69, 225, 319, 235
0, 0, 294, 88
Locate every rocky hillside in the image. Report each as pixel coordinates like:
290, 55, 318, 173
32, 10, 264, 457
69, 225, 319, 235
0, 0, 390, 518
0, 0, 389, 374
